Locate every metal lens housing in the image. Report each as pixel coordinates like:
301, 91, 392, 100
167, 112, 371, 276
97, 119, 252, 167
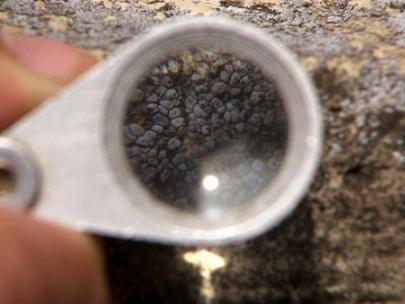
105, 18, 322, 244
0, 137, 39, 209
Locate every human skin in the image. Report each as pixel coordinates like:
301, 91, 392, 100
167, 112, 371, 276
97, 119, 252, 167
0, 31, 110, 304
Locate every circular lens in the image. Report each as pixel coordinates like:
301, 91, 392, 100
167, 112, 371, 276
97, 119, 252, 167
105, 18, 321, 242
122, 49, 287, 215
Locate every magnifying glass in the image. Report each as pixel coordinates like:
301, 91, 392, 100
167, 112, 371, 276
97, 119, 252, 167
0, 17, 322, 245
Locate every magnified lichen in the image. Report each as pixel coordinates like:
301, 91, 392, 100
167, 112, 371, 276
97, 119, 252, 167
123, 50, 287, 211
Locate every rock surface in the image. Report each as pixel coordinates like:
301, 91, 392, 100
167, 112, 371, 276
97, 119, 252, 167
124, 51, 286, 211
1, 1, 404, 303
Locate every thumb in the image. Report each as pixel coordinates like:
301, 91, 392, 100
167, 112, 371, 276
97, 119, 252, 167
0, 208, 110, 304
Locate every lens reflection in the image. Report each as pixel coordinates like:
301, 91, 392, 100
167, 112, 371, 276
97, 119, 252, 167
202, 175, 219, 192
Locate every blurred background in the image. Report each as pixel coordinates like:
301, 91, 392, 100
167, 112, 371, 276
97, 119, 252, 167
0, 1, 404, 303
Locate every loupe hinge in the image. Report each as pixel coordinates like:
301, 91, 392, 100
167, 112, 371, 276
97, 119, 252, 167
0, 137, 40, 210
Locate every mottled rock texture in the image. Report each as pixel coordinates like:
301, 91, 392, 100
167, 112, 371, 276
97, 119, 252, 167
124, 51, 286, 211
1, 1, 404, 303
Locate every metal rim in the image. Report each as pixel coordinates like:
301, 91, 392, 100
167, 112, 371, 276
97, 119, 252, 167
0, 137, 40, 209
104, 17, 322, 243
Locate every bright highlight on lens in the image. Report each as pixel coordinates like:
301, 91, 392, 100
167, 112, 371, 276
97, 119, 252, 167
202, 175, 219, 191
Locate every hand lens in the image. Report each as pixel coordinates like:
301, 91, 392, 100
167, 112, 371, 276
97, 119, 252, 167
1, 18, 322, 245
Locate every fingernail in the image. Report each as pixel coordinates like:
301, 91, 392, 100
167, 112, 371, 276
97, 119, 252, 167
0, 31, 97, 83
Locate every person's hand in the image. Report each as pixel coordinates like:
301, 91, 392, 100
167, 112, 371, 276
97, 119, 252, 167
0, 31, 110, 304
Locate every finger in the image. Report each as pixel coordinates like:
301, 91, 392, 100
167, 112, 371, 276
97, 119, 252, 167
0, 47, 61, 130
0, 208, 110, 304
0, 31, 97, 85
0, 31, 97, 130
